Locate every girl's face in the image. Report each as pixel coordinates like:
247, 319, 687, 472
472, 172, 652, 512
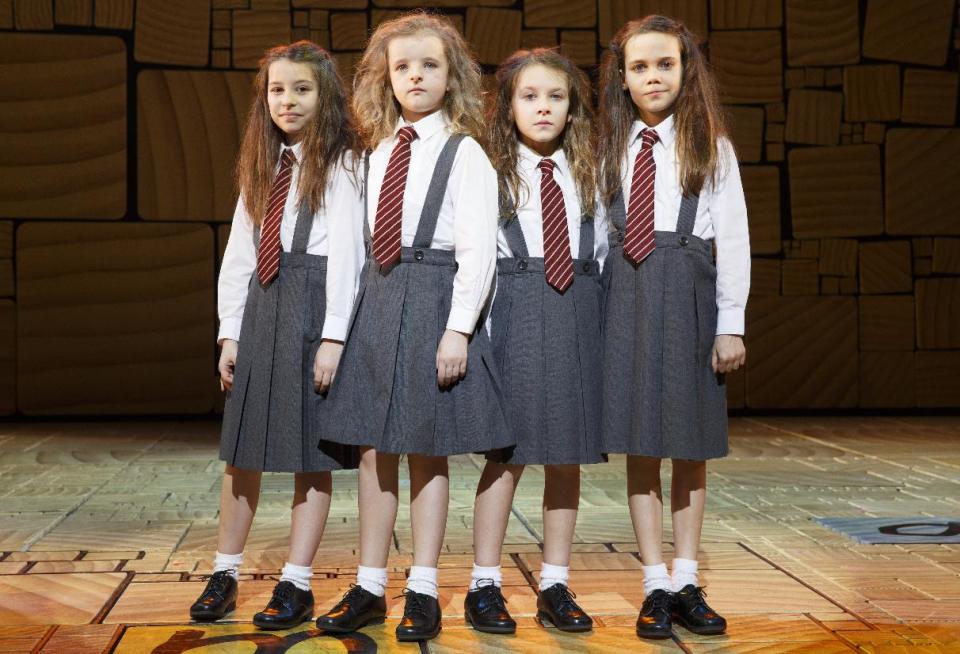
511, 63, 571, 157
622, 32, 682, 126
387, 33, 449, 123
267, 59, 319, 144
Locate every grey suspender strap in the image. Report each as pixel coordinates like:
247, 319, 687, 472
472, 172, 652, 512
362, 150, 372, 246
608, 188, 701, 239
578, 216, 594, 260
412, 133, 466, 248
290, 200, 313, 254
498, 180, 530, 258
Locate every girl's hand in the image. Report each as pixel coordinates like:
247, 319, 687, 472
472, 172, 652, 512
436, 329, 469, 387
314, 340, 344, 394
712, 334, 746, 374
218, 339, 239, 391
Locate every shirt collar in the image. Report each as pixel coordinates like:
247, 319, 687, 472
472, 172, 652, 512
518, 142, 570, 178
279, 141, 302, 164
628, 113, 676, 149
394, 109, 448, 142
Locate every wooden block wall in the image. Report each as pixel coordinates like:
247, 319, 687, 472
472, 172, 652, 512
1, 0, 959, 414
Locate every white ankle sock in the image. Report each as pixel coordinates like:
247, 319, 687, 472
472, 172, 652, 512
356, 565, 388, 597
406, 565, 439, 599
642, 563, 672, 596
213, 551, 243, 581
280, 562, 313, 592
539, 562, 570, 591
671, 557, 699, 591
470, 564, 502, 591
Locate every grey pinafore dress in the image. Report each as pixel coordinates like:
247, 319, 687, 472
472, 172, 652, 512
219, 201, 359, 472
487, 197, 605, 465
319, 135, 513, 457
600, 189, 728, 460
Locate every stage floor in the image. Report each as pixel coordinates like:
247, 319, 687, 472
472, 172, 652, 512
0, 417, 958, 653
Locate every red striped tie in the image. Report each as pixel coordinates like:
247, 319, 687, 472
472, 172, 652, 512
539, 158, 574, 293
256, 149, 297, 286
623, 128, 660, 265
372, 126, 418, 267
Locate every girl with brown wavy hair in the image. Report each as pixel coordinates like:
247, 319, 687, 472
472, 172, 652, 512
464, 48, 606, 636
314, 12, 510, 642
192, 40, 364, 630
597, 15, 749, 640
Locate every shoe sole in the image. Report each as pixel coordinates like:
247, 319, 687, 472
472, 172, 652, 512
396, 625, 441, 642
536, 611, 592, 633
316, 615, 385, 634
253, 612, 313, 630
190, 601, 236, 622
465, 612, 517, 634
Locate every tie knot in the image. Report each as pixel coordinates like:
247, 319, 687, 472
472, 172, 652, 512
640, 129, 659, 148
280, 148, 297, 168
397, 126, 418, 144
538, 158, 556, 175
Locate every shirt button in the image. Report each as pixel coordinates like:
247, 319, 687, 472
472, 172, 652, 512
414, 250, 424, 261
679, 236, 689, 246
518, 259, 528, 271
617, 232, 624, 243
582, 262, 591, 272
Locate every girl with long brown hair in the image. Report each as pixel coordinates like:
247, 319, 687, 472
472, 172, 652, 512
464, 48, 606, 636
190, 40, 364, 630
597, 15, 749, 639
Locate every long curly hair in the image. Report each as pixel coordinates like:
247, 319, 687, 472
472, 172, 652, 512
598, 15, 727, 204
237, 41, 360, 226
487, 48, 597, 220
352, 11, 484, 149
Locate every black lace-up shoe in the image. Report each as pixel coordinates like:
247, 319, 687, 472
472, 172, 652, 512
189, 570, 238, 621
395, 589, 441, 641
464, 580, 516, 634
636, 588, 674, 639
252, 581, 314, 630
315, 584, 387, 633
672, 585, 726, 635
536, 583, 593, 632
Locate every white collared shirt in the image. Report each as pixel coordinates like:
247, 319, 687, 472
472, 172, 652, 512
218, 142, 365, 343
498, 143, 610, 269
622, 115, 751, 335
366, 110, 498, 334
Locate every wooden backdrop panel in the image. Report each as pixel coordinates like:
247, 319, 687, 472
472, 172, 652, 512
862, 0, 954, 66
134, 0, 211, 66
885, 129, 960, 235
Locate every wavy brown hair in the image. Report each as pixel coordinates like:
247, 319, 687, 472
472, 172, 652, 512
237, 41, 359, 226
352, 11, 484, 149
488, 49, 597, 220
598, 15, 727, 204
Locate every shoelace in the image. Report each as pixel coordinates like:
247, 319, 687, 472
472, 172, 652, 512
335, 584, 365, 609
398, 589, 430, 618
203, 570, 233, 595
474, 579, 507, 613
647, 590, 673, 612
551, 585, 580, 613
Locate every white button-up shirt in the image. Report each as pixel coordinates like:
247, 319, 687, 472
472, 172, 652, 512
217, 142, 365, 343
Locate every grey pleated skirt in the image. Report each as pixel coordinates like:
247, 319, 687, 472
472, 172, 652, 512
220, 252, 360, 472
319, 247, 513, 456
487, 257, 606, 465
600, 232, 728, 460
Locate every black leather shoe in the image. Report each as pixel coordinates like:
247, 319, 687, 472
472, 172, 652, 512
316, 584, 387, 633
672, 585, 726, 635
396, 589, 441, 642
536, 583, 593, 632
464, 581, 516, 634
252, 581, 314, 630
189, 570, 238, 621
636, 589, 674, 639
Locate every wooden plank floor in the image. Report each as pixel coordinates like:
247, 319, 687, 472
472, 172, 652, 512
0, 417, 958, 652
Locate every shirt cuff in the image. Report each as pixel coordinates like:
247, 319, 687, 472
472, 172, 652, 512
320, 315, 349, 342
716, 308, 745, 336
218, 317, 243, 344
446, 306, 480, 335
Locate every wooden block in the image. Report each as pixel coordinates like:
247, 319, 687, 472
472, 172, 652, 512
765, 142, 783, 161
370, 0, 510, 6
0, 34, 126, 220
134, 0, 209, 66
211, 28, 230, 48
309, 8, 327, 27
40, 624, 121, 654
804, 67, 824, 87
859, 240, 912, 294
819, 238, 857, 276
560, 30, 596, 66
824, 67, 842, 86
55, 0, 91, 25
820, 276, 839, 294
293, 0, 367, 8
864, 122, 886, 144
746, 297, 858, 408
789, 145, 883, 238
0, 0, 12, 28
785, 0, 859, 66
466, 8, 521, 66
332, 51, 361, 79
525, 0, 595, 28
599, 0, 708, 45
0, 300, 13, 415
851, 133, 863, 144
860, 351, 915, 408
859, 295, 915, 351
841, 276, 856, 295
521, 29, 557, 49
138, 70, 253, 221
16, 222, 216, 414
94, 0, 132, 29
330, 12, 366, 50
843, 64, 900, 122
212, 8, 231, 27
295, 26, 311, 39
14, 0, 53, 29
765, 101, 784, 122
863, 0, 954, 66
233, 10, 291, 69
916, 278, 960, 350
726, 105, 763, 163
913, 237, 933, 256
309, 29, 330, 49
710, 30, 782, 104
293, 9, 307, 26
751, 258, 780, 295
784, 67, 805, 89
0, 222, 11, 259
765, 123, 783, 142
916, 350, 960, 407
0, 259, 11, 296
885, 129, 960, 235
710, 0, 780, 29
799, 238, 819, 259
251, 0, 286, 8
902, 69, 959, 126
741, 165, 780, 254
782, 259, 819, 295
211, 49, 231, 68
933, 238, 960, 274
785, 89, 842, 145
914, 257, 933, 276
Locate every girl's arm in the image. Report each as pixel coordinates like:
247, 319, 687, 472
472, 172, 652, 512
710, 138, 751, 337
217, 197, 256, 344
